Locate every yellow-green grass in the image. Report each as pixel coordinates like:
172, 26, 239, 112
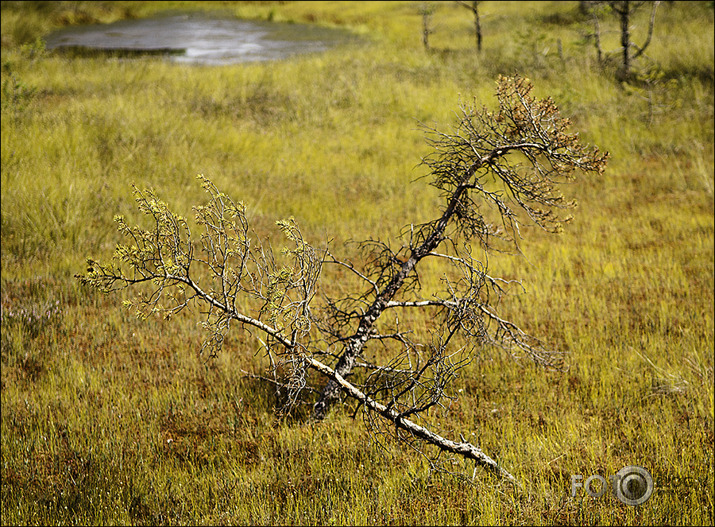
2, 1, 713, 525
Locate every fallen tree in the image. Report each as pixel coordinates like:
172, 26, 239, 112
77, 76, 608, 484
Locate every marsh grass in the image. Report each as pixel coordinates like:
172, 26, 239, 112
1, 1, 713, 525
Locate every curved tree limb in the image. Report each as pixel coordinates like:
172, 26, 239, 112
306, 355, 519, 485
77, 77, 608, 486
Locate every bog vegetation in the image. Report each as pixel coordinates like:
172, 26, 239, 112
1, 1, 713, 525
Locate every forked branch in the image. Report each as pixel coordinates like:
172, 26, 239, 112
77, 76, 608, 485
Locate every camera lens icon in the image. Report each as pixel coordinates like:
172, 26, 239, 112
614, 466, 654, 506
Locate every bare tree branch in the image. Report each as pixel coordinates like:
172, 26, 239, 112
632, 1, 659, 59
306, 354, 519, 484
76, 76, 608, 486
313, 76, 608, 418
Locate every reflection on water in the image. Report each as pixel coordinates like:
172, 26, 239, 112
44, 11, 358, 65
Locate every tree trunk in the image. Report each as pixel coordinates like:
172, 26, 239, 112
313, 168, 481, 420
422, 7, 432, 51
473, 1, 482, 53
619, 1, 631, 77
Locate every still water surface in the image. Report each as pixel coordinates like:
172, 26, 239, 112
45, 11, 358, 65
